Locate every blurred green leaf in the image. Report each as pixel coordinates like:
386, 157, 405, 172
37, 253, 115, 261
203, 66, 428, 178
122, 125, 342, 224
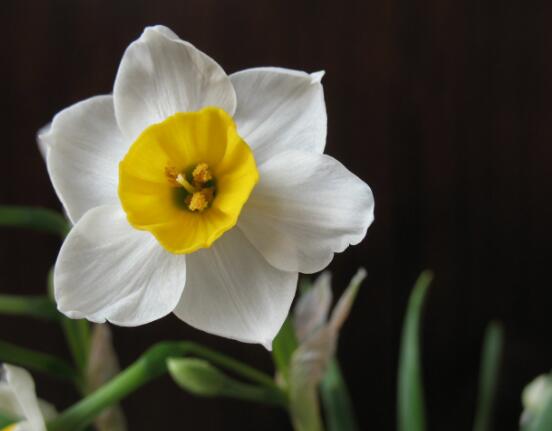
47, 268, 90, 384
298, 275, 314, 295
0, 340, 76, 382
0, 411, 17, 428
0, 206, 69, 238
397, 270, 433, 431
473, 321, 504, 431
168, 358, 286, 407
321, 359, 358, 431
272, 317, 298, 382
0, 294, 59, 321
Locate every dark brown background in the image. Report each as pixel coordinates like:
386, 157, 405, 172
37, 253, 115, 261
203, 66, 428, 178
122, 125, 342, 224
1, 0, 552, 430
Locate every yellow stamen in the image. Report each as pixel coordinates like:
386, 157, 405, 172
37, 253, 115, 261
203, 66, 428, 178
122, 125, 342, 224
176, 174, 197, 194
188, 190, 210, 211
1, 425, 16, 431
192, 162, 213, 184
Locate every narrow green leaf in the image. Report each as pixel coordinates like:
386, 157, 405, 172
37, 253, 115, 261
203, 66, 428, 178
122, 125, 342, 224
272, 317, 299, 382
473, 322, 504, 431
0, 340, 77, 382
0, 294, 59, 321
321, 359, 358, 431
168, 357, 286, 407
0, 206, 69, 238
397, 270, 433, 431
61, 317, 91, 377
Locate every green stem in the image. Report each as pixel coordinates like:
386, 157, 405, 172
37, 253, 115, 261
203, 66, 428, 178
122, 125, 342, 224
0, 340, 77, 382
0, 206, 69, 238
0, 294, 59, 321
47, 341, 283, 431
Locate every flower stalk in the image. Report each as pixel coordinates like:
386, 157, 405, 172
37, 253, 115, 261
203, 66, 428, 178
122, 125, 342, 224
46, 341, 285, 431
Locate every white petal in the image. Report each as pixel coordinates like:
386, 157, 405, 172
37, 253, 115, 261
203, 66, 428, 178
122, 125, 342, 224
0, 365, 47, 431
36, 123, 50, 161
173, 228, 297, 348
44, 95, 128, 224
238, 150, 374, 274
54, 205, 186, 326
230, 67, 327, 165
114, 25, 236, 141
293, 272, 333, 342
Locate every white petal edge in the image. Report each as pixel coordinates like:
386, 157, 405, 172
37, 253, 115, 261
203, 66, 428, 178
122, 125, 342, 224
230, 67, 327, 165
173, 228, 298, 349
0, 364, 47, 431
54, 205, 186, 326
114, 25, 236, 141
44, 95, 128, 224
36, 123, 50, 162
238, 150, 375, 274
293, 272, 333, 342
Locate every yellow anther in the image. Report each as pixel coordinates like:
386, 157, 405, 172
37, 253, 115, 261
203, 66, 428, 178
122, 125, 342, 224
188, 190, 210, 212
192, 162, 213, 184
176, 174, 197, 194
1, 425, 17, 431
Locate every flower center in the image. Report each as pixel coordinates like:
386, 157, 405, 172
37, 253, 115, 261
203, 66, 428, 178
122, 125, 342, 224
118, 107, 259, 254
1, 425, 16, 431
165, 163, 216, 212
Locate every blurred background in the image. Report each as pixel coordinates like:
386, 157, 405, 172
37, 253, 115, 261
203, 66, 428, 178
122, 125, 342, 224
1, 0, 552, 429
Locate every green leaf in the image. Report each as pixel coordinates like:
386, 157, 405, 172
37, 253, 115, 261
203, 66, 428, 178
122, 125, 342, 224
321, 359, 358, 431
0, 294, 59, 321
272, 317, 299, 382
397, 270, 433, 431
0, 411, 17, 428
168, 357, 285, 407
0, 340, 77, 382
0, 206, 69, 238
47, 268, 90, 382
473, 321, 504, 431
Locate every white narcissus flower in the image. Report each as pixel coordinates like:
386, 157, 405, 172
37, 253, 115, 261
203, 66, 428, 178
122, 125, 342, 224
0, 364, 56, 431
520, 373, 552, 427
38, 25, 374, 349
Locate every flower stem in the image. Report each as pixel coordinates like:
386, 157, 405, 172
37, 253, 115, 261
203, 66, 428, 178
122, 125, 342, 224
47, 341, 284, 431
